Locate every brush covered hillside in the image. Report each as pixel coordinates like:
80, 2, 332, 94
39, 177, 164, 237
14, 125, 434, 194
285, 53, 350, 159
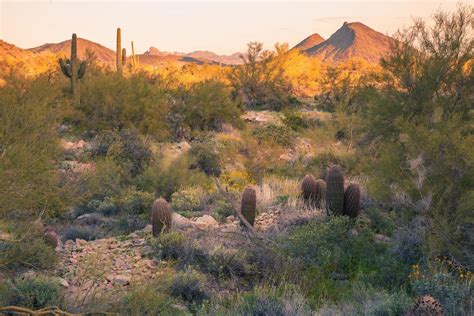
0, 7, 473, 316
304, 22, 391, 63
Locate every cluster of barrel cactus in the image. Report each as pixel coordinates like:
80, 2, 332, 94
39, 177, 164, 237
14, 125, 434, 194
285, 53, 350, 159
301, 165, 361, 218
58, 33, 86, 105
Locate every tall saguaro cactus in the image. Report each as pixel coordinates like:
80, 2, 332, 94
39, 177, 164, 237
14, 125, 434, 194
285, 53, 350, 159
59, 33, 86, 105
116, 28, 123, 74
131, 41, 139, 69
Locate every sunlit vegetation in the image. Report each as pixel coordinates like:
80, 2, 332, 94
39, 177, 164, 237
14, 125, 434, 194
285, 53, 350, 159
0, 5, 472, 315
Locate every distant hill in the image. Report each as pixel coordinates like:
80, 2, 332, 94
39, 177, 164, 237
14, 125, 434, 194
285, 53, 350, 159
0, 40, 35, 61
29, 38, 116, 66
292, 33, 325, 51
144, 47, 243, 65
304, 22, 391, 64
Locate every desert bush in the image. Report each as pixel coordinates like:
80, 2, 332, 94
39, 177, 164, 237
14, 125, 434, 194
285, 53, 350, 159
221, 170, 255, 192
0, 275, 63, 309
282, 109, 309, 131
88, 130, 119, 157
170, 269, 209, 309
229, 42, 295, 111
318, 283, 411, 316
178, 80, 241, 132
114, 189, 154, 216
252, 124, 295, 147
205, 247, 250, 279
410, 259, 474, 315
136, 154, 210, 200
390, 217, 426, 265
284, 216, 409, 290
107, 129, 152, 177
225, 286, 311, 316
171, 186, 206, 213
189, 141, 222, 177
0, 225, 57, 270
78, 73, 171, 138
114, 215, 148, 235
0, 74, 75, 217
364, 207, 396, 236
212, 199, 234, 223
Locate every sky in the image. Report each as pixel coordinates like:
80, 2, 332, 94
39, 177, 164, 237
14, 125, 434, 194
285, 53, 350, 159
0, 0, 469, 55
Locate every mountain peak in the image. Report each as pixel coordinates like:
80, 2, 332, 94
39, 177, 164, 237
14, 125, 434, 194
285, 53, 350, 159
305, 22, 391, 64
292, 33, 325, 51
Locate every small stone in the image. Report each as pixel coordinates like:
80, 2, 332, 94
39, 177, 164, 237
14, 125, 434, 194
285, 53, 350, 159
76, 239, 87, 247
57, 278, 70, 288
374, 234, 392, 243
140, 246, 154, 257
113, 275, 131, 286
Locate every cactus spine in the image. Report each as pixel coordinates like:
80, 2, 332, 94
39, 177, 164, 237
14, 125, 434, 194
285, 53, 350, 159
116, 28, 122, 74
241, 186, 256, 227
325, 165, 345, 215
343, 183, 360, 218
58, 33, 86, 105
151, 198, 172, 236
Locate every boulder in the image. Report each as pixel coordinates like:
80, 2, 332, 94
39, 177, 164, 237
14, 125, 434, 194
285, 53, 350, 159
193, 215, 219, 230
171, 212, 193, 229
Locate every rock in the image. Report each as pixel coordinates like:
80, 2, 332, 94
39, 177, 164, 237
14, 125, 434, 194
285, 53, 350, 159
171, 212, 193, 228
58, 124, 69, 135
64, 240, 75, 248
374, 234, 392, 243
143, 225, 152, 233
193, 215, 219, 229
57, 277, 70, 288
350, 229, 359, 237
76, 238, 88, 247
77, 212, 104, 225
225, 215, 235, 223
113, 275, 131, 286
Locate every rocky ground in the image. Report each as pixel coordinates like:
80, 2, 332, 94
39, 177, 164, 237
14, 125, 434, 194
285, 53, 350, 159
45, 207, 324, 308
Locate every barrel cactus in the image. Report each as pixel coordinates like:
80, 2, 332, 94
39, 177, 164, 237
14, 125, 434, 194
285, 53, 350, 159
301, 174, 317, 206
314, 179, 327, 209
58, 33, 86, 105
151, 198, 172, 237
343, 183, 360, 218
325, 165, 344, 215
241, 186, 257, 227
410, 295, 444, 316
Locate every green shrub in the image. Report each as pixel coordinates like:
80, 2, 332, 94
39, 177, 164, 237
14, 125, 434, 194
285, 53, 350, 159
252, 124, 295, 147
170, 270, 209, 309
212, 199, 234, 223
0, 225, 58, 270
318, 283, 411, 316
61, 225, 103, 241
0, 275, 63, 309
365, 208, 396, 235
189, 142, 222, 177
171, 187, 205, 213
282, 109, 308, 131
205, 248, 249, 279
114, 189, 154, 216
410, 259, 473, 316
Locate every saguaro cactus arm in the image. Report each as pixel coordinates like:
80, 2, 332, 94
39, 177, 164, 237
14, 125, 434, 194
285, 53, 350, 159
59, 58, 72, 78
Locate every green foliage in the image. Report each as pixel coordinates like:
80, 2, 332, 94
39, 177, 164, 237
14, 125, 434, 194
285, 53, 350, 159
171, 187, 205, 213
78, 73, 171, 138
136, 154, 210, 200
0, 75, 74, 217
0, 224, 58, 270
170, 269, 209, 309
282, 109, 308, 131
364, 208, 396, 236
410, 259, 474, 315
252, 124, 295, 147
0, 275, 63, 309
229, 42, 295, 111
284, 217, 409, 291
359, 6, 474, 269
179, 80, 241, 132
189, 142, 222, 177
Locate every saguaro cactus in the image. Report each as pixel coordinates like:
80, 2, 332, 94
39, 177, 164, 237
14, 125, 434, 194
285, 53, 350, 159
58, 33, 86, 105
241, 186, 257, 227
325, 165, 345, 215
343, 183, 360, 218
151, 198, 172, 236
131, 41, 139, 69
122, 48, 127, 66
116, 28, 122, 74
